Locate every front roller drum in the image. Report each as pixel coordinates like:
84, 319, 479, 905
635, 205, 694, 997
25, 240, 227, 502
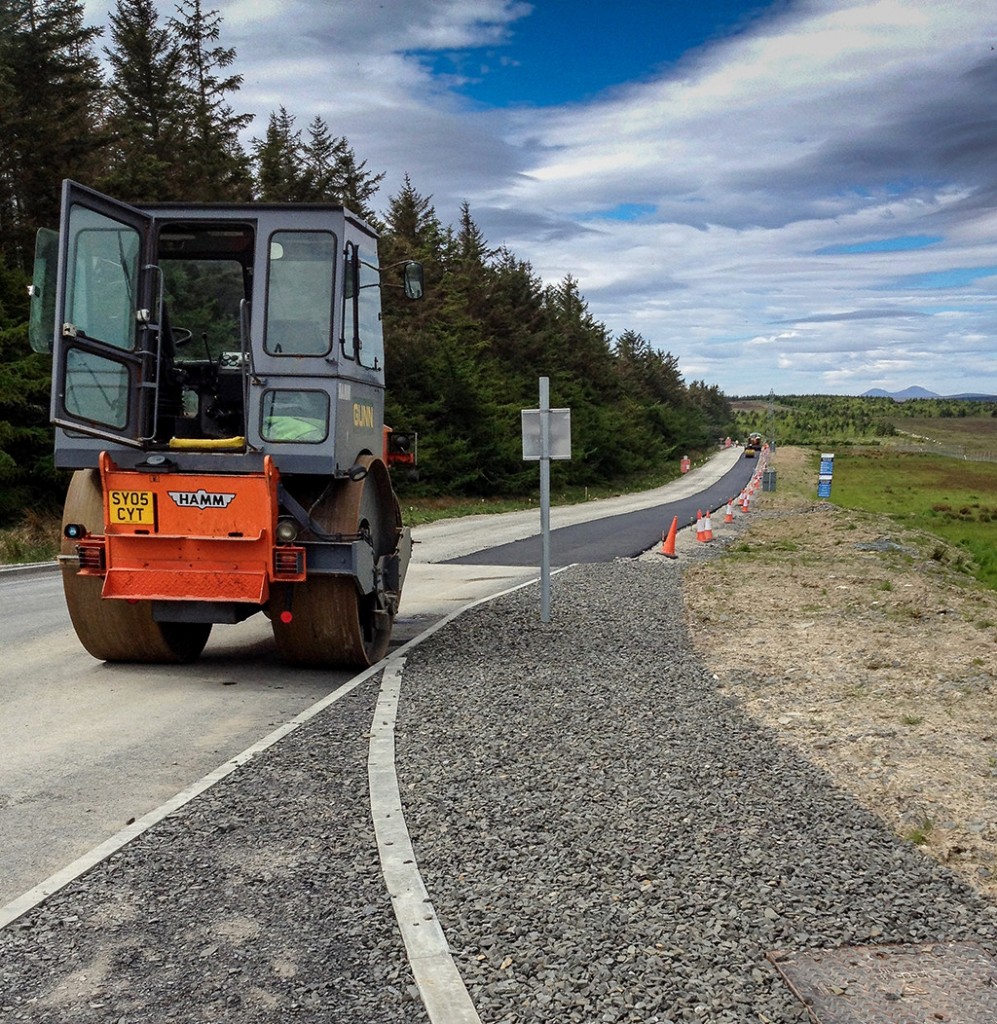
61, 470, 211, 663
270, 456, 401, 668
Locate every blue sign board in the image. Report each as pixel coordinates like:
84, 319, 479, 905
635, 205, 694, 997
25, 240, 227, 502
817, 480, 832, 498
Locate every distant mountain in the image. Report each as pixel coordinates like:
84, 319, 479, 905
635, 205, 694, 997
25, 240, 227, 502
860, 386, 997, 401
861, 386, 940, 401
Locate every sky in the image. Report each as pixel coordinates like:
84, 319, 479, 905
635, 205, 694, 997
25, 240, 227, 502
85, 0, 997, 398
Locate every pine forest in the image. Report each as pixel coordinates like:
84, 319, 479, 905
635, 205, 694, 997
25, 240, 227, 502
1, 0, 732, 526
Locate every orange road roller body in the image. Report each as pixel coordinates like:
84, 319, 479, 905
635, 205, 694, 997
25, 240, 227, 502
31, 181, 422, 667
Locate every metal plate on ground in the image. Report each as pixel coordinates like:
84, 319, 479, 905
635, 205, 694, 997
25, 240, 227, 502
768, 941, 997, 1023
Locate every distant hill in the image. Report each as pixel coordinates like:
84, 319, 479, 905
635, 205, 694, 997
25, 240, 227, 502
860, 385, 941, 401
860, 386, 996, 401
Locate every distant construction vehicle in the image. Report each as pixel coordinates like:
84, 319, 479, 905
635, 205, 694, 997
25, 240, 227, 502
744, 432, 763, 457
29, 181, 422, 667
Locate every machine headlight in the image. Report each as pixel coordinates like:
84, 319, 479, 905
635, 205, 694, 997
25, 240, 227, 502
275, 517, 299, 544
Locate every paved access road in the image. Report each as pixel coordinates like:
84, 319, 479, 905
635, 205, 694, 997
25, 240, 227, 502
0, 449, 751, 909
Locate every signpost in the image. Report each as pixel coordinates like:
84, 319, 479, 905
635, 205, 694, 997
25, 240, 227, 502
521, 377, 571, 622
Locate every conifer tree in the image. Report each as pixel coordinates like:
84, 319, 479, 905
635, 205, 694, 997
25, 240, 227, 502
383, 176, 440, 252
454, 200, 491, 269
250, 111, 383, 213
0, 0, 104, 266
330, 138, 384, 221
100, 0, 187, 201
299, 116, 346, 201
252, 107, 304, 201
168, 0, 252, 199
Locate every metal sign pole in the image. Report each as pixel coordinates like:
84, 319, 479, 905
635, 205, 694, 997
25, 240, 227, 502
539, 376, 551, 623
520, 379, 569, 623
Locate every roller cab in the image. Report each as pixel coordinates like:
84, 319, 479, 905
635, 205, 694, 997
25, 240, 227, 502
33, 181, 421, 667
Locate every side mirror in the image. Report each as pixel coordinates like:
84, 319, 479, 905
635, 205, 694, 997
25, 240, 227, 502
403, 261, 424, 300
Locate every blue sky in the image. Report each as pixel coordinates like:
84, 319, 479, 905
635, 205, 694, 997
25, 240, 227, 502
87, 0, 997, 398
419, 1, 782, 107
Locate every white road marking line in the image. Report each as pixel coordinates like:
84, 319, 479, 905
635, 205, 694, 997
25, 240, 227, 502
369, 659, 482, 1024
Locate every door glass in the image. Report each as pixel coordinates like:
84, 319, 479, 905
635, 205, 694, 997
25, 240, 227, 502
29, 228, 59, 353
64, 349, 131, 429
64, 205, 140, 350
356, 246, 384, 370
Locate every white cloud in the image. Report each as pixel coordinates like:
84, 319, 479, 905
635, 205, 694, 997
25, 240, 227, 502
86, 0, 997, 396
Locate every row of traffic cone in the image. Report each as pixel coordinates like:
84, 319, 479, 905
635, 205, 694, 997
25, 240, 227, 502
659, 449, 771, 558
658, 497, 740, 557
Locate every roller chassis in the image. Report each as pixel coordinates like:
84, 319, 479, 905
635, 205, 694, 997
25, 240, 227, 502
33, 181, 418, 667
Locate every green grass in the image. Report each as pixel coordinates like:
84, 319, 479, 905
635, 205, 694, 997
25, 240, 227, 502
891, 415, 997, 457
828, 450, 997, 591
904, 816, 935, 846
0, 512, 61, 565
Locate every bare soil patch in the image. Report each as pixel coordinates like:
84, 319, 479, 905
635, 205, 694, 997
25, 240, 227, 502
683, 446, 997, 900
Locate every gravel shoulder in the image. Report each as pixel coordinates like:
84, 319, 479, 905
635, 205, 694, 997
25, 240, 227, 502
395, 558, 997, 1023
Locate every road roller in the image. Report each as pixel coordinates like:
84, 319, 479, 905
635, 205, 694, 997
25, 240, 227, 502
28, 180, 422, 667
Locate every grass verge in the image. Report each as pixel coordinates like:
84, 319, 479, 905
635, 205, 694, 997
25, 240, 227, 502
829, 449, 997, 590
0, 511, 61, 565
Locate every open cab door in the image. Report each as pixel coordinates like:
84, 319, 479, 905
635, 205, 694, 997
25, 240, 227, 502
51, 181, 159, 448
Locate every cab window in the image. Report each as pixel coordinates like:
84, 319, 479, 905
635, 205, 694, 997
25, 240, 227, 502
29, 228, 59, 354
64, 205, 141, 350
265, 231, 335, 355
64, 349, 131, 428
341, 243, 384, 371
260, 389, 329, 443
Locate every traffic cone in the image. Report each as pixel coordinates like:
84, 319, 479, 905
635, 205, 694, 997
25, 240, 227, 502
703, 509, 714, 542
741, 491, 750, 513
724, 501, 734, 524
659, 515, 678, 558
696, 509, 705, 542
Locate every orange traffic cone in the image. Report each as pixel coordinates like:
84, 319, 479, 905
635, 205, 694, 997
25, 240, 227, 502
724, 501, 735, 524
659, 515, 678, 558
696, 509, 705, 542
703, 509, 714, 541
741, 491, 750, 513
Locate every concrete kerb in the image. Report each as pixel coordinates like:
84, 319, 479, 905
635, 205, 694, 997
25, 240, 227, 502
0, 560, 59, 578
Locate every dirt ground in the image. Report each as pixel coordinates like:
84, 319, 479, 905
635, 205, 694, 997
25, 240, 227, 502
681, 446, 997, 901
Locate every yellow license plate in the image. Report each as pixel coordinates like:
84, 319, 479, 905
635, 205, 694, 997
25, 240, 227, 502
108, 489, 156, 527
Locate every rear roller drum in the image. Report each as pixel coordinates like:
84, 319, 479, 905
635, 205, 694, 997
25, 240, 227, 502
270, 456, 401, 668
61, 470, 211, 663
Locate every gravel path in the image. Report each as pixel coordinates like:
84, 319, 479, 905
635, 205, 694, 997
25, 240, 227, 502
3, 551, 997, 1022
396, 559, 997, 1022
